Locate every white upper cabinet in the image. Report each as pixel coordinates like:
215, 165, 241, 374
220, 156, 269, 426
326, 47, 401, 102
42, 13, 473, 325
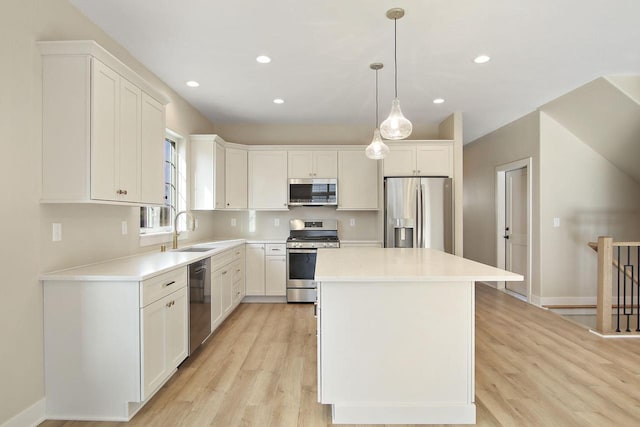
249, 151, 288, 210
140, 94, 166, 205
191, 135, 225, 210
90, 59, 142, 203
338, 149, 379, 210
383, 142, 453, 177
225, 147, 247, 209
288, 150, 337, 178
39, 41, 167, 205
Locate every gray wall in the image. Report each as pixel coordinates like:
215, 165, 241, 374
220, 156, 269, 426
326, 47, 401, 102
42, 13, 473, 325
463, 112, 541, 297
539, 112, 640, 303
464, 108, 640, 305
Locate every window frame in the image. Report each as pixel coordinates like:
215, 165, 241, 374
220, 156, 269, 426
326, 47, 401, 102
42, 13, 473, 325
139, 129, 187, 246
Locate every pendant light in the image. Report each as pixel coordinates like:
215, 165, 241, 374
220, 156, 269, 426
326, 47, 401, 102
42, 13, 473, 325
365, 63, 389, 160
380, 8, 412, 140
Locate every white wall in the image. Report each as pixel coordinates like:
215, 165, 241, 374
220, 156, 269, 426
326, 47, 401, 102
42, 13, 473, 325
463, 112, 541, 297
0, 0, 217, 423
539, 112, 640, 303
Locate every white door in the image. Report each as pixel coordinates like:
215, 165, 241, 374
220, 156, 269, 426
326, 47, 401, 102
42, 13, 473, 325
505, 167, 528, 296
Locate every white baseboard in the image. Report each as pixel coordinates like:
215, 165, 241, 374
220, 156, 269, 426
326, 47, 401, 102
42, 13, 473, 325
539, 296, 597, 306
242, 295, 287, 303
1, 398, 45, 427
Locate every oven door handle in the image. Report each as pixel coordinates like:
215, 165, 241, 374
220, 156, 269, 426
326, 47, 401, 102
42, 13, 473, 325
287, 249, 318, 254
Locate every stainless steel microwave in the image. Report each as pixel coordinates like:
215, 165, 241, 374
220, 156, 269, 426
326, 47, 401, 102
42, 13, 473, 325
288, 178, 338, 206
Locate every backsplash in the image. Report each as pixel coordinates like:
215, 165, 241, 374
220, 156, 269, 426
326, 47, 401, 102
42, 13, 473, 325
194, 207, 381, 241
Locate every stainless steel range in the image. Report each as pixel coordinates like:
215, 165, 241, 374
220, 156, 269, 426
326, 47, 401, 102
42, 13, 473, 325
286, 219, 340, 303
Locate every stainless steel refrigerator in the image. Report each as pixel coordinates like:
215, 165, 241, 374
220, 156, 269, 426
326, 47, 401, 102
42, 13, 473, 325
384, 177, 453, 253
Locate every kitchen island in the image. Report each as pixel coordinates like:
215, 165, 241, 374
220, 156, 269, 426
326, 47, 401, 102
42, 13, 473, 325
315, 247, 523, 425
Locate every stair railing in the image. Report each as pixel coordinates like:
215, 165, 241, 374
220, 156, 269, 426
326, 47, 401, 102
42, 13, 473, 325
589, 237, 640, 334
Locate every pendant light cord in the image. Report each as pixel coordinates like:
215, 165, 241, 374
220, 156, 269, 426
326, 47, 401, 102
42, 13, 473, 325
394, 18, 398, 98
375, 69, 379, 126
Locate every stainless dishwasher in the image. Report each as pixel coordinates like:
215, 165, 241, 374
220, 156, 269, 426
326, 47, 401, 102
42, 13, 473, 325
189, 257, 211, 354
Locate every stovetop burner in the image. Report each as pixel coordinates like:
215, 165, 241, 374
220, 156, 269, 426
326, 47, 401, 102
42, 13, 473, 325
287, 219, 340, 249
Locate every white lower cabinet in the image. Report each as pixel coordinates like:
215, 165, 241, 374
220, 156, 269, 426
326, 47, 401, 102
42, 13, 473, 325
245, 243, 286, 297
211, 245, 245, 332
141, 286, 188, 399
43, 267, 188, 421
265, 255, 286, 296
245, 243, 266, 295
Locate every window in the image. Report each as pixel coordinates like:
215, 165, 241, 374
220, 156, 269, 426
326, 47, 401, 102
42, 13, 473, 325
140, 137, 177, 234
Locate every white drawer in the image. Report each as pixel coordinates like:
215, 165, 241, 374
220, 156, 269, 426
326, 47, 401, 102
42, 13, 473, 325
265, 243, 286, 255
140, 267, 187, 307
231, 245, 245, 260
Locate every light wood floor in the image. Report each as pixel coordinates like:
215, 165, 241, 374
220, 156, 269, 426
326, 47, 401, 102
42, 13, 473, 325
41, 284, 640, 427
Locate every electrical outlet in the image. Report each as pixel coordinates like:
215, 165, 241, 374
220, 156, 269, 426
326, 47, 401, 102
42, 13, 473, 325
121, 221, 128, 235
52, 223, 62, 242
274, 218, 280, 227
350, 218, 356, 227
231, 218, 237, 227
553, 217, 560, 228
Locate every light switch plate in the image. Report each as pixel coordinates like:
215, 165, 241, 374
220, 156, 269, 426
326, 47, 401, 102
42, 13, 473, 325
349, 218, 356, 227
274, 218, 280, 227
121, 221, 128, 235
553, 217, 560, 228
231, 218, 237, 227
52, 223, 62, 242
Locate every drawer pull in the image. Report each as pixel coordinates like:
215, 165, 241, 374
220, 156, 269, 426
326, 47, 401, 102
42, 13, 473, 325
166, 300, 175, 308
236, 269, 241, 273
222, 271, 228, 275
163, 281, 176, 288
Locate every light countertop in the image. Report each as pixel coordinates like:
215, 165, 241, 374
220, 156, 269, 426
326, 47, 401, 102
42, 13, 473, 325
315, 247, 523, 282
40, 239, 245, 282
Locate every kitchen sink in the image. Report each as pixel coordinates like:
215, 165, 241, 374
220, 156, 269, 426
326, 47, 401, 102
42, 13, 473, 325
175, 247, 214, 252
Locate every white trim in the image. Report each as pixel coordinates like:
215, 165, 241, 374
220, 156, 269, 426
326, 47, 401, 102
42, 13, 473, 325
539, 296, 597, 306
139, 231, 172, 247
0, 398, 46, 427
495, 157, 533, 303
241, 295, 287, 303
589, 329, 640, 339
530, 294, 543, 307
37, 40, 169, 104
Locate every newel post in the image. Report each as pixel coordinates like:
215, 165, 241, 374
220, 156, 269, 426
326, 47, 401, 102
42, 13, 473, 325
596, 236, 613, 333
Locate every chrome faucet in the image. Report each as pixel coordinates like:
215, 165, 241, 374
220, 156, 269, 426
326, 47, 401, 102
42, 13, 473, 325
172, 210, 195, 249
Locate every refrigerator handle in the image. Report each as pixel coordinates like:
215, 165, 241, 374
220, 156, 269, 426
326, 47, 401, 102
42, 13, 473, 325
416, 186, 421, 248
419, 183, 425, 247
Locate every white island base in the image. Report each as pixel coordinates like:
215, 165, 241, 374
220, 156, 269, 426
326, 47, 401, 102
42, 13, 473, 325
315, 248, 523, 425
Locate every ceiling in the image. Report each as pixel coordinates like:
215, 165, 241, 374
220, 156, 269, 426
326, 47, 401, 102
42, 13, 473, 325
69, 0, 640, 143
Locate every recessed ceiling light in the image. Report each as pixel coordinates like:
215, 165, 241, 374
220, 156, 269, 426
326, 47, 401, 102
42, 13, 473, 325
433, 98, 445, 104
273, 98, 284, 104
256, 55, 271, 64
474, 55, 491, 64
186, 80, 200, 87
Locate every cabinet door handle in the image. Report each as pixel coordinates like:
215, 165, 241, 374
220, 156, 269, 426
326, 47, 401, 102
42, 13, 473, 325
236, 269, 241, 273
123, 190, 128, 195
222, 270, 228, 275
163, 281, 176, 287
